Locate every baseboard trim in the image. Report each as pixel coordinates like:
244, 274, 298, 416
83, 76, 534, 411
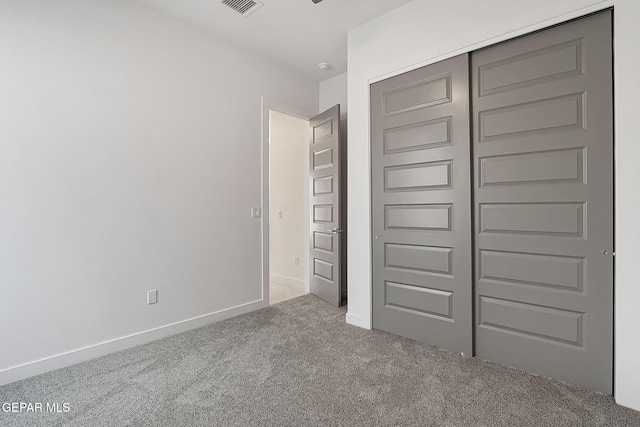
0, 299, 266, 386
346, 312, 371, 330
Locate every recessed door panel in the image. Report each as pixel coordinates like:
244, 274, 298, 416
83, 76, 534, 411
313, 147, 333, 170
385, 243, 453, 276
385, 161, 452, 191
479, 203, 584, 237
313, 119, 333, 142
385, 204, 452, 231
313, 232, 334, 253
479, 148, 585, 187
480, 94, 584, 141
472, 11, 613, 393
383, 75, 452, 115
479, 297, 583, 345
313, 204, 333, 223
478, 39, 583, 95
479, 250, 584, 291
313, 258, 333, 282
372, 53, 472, 356
313, 176, 333, 195
385, 282, 453, 319
384, 118, 451, 154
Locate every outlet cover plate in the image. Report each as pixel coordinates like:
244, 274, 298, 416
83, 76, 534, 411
147, 289, 158, 305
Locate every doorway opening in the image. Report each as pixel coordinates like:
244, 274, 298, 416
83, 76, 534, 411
267, 108, 310, 305
261, 97, 346, 307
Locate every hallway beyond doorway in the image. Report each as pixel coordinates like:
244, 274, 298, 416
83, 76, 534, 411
270, 279, 307, 305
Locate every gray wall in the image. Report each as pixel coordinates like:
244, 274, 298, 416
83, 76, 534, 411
320, 73, 348, 143
320, 73, 347, 117
0, 0, 318, 383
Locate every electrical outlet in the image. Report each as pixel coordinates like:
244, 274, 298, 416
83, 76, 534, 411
147, 289, 158, 305
294, 256, 299, 266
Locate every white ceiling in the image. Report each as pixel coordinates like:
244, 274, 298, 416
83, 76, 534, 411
136, 0, 413, 82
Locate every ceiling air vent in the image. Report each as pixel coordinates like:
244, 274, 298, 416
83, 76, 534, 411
218, 0, 264, 17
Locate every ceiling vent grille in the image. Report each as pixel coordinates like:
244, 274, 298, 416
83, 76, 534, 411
218, 0, 264, 17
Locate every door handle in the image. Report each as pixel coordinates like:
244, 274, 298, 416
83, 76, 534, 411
326, 228, 343, 234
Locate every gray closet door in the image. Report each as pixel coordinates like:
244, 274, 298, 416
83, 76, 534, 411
309, 105, 343, 306
371, 54, 473, 355
472, 11, 613, 393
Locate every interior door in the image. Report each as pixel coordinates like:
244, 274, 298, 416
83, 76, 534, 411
472, 11, 613, 393
309, 105, 343, 306
371, 54, 473, 355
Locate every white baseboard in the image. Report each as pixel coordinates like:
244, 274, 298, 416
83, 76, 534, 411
0, 299, 266, 386
346, 312, 371, 329
270, 274, 306, 290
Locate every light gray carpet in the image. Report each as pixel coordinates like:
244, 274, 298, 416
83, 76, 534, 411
1, 295, 639, 426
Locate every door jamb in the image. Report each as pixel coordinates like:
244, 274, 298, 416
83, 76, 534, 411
261, 96, 315, 306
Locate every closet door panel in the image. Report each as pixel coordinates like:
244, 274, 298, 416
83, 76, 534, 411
371, 54, 473, 355
472, 11, 613, 394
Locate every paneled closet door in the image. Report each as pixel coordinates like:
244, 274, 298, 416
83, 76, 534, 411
371, 54, 473, 356
472, 11, 613, 393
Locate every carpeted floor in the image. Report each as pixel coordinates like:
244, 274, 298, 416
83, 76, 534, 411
1, 295, 639, 426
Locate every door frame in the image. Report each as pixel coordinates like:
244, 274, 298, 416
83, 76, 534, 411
261, 97, 315, 306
